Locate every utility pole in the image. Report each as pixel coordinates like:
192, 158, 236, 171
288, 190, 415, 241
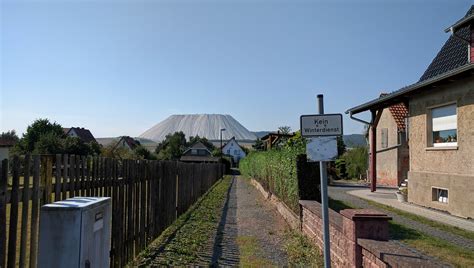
318, 94, 331, 268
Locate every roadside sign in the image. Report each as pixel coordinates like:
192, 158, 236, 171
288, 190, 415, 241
300, 114, 343, 137
306, 137, 338, 162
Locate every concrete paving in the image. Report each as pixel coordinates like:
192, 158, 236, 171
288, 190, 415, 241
347, 188, 474, 232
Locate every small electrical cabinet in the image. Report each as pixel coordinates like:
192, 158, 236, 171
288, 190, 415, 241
38, 197, 111, 268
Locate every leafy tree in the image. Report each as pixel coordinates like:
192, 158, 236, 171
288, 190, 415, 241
285, 131, 305, 150
155, 132, 187, 160
342, 147, 368, 179
33, 132, 64, 154
278, 126, 292, 135
15, 119, 64, 153
337, 136, 346, 157
133, 146, 157, 160
101, 140, 133, 159
0, 130, 19, 143
335, 158, 348, 179
62, 136, 93, 155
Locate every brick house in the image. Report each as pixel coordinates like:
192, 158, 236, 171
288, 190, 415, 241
347, 6, 474, 218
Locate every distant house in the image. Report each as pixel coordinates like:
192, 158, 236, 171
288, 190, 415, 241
63, 127, 96, 143
0, 138, 15, 161
346, 6, 474, 218
369, 95, 409, 187
260, 132, 296, 150
115, 136, 141, 150
180, 142, 219, 163
222, 137, 246, 162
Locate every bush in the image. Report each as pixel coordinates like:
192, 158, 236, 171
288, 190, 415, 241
240, 145, 305, 213
342, 147, 368, 179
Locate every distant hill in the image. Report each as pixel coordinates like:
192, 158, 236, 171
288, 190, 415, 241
343, 134, 367, 148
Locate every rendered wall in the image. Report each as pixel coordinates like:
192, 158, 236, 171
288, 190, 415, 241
408, 76, 474, 218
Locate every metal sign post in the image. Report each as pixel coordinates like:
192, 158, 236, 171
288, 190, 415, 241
318, 94, 331, 268
300, 94, 343, 268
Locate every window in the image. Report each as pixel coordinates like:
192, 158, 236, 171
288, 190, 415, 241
430, 104, 457, 147
381, 128, 388, 148
234, 149, 239, 155
191, 149, 197, 155
227, 149, 230, 154
432, 187, 448, 203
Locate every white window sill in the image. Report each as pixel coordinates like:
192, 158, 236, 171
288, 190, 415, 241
425, 146, 458, 151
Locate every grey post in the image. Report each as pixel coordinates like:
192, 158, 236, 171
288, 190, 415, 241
318, 94, 331, 268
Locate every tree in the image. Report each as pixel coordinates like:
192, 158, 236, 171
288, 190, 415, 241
342, 147, 368, 179
101, 140, 133, 159
155, 132, 187, 160
278, 126, 292, 135
0, 130, 19, 143
337, 136, 347, 157
133, 146, 157, 160
14, 119, 64, 154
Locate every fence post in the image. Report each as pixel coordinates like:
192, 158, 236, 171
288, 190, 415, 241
41, 155, 53, 205
7, 156, 20, 268
29, 155, 41, 268
0, 159, 8, 268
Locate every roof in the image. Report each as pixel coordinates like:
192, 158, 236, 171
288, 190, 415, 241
63, 127, 96, 143
445, 5, 474, 32
117, 136, 141, 150
180, 155, 220, 163
346, 6, 473, 115
182, 142, 212, 155
388, 103, 408, 131
0, 138, 16, 147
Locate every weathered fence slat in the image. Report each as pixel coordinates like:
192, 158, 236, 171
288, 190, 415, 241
0, 159, 8, 268
29, 156, 40, 268
7, 156, 20, 268
19, 155, 31, 268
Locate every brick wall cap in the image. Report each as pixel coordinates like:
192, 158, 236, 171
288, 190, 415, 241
340, 209, 392, 220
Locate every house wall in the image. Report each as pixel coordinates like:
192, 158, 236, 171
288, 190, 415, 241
408, 76, 474, 218
371, 109, 400, 187
0, 148, 10, 161
223, 139, 246, 162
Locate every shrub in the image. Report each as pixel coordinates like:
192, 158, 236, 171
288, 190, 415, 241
240, 145, 305, 213
342, 147, 368, 179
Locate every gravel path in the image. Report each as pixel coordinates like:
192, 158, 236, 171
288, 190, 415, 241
329, 186, 474, 251
197, 176, 289, 266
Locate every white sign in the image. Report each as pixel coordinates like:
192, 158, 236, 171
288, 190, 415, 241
306, 137, 338, 161
300, 114, 343, 137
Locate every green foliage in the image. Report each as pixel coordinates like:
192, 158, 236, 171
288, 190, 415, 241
240, 143, 305, 213
101, 141, 133, 159
285, 131, 305, 148
342, 147, 368, 179
335, 158, 347, 179
0, 130, 19, 143
15, 118, 64, 153
133, 145, 157, 160
337, 136, 346, 157
155, 132, 187, 160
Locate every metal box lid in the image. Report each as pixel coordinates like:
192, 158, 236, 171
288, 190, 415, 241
41, 197, 110, 211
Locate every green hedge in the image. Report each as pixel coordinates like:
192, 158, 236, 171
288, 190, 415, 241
240, 146, 304, 213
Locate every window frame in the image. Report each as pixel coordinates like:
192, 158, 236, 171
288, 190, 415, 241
432, 187, 449, 204
427, 102, 458, 148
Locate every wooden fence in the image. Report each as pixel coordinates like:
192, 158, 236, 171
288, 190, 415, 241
0, 154, 224, 268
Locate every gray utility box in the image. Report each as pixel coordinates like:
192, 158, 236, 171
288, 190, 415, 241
38, 197, 111, 268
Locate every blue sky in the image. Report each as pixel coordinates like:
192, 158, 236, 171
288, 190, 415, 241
1, 0, 471, 137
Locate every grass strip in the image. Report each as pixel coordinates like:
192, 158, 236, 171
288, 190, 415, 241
283, 229, 323, 267
133, 176, 232, 266
364, 199, 474, 241
236, 236, 273, 267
